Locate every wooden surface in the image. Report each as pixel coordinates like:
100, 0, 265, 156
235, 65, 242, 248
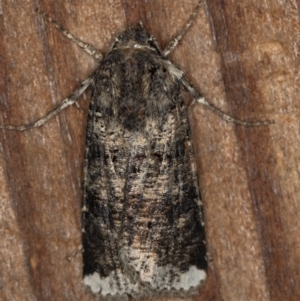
0, 0, 299, 300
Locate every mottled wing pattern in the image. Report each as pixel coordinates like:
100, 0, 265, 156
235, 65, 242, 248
120, 106, 207, 298
82, 28, 206, 300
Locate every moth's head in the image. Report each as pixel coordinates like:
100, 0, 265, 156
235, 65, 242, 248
109, 22, 163, 55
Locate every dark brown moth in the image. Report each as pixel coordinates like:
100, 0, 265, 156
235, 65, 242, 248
81, 22, 207, 299
0, 1, 273, 300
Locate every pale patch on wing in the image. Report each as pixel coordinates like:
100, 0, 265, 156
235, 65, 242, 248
127, 248, 206, 291
83, 271, 139, 296
175, 265, 206, 290
84, 256, 206, 297
84, 272, 101, 293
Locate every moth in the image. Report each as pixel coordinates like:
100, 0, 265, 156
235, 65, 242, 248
0, 1, 272, 300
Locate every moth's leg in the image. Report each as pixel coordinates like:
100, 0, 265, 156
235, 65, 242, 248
36, 9, 103, 60
0, 78, 92, 131
181, 77, 274, 126
163, 0, 202, 57
1, 9, 101, 131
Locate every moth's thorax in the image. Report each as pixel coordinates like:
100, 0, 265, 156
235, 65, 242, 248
92, 46, 181, 132
112, 44, 159, 55
110, 25, 162, 56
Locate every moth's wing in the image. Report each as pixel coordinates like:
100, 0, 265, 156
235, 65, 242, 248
82, 48, 207, 299
119, 81, 207, 297
82, 79, 138, 299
